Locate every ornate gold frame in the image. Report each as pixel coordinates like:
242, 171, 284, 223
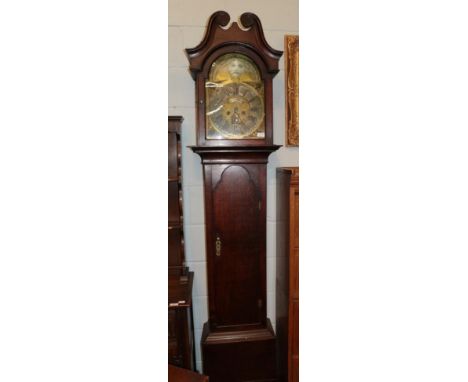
285, 35, 299, 146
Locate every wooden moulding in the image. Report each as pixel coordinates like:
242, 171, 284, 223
189, 145, 281, 164
185, 11, 283, 79
168, 115, 183, 134
202, 318, 275, 345
285, 35, 299, 146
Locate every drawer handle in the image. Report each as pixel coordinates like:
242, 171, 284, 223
215, 236, 222, 257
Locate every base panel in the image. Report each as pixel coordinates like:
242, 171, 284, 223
201, 319, 277, 382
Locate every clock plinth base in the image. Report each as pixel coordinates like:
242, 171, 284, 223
201, 319, 277, 382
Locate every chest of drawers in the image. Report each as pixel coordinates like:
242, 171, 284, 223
276, 167, 299, 382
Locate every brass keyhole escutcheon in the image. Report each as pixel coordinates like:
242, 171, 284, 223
215, 236, 222, 257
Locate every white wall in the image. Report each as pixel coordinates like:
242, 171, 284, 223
169, 0, 298, 372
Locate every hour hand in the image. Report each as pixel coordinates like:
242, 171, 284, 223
206, 104, 224, 116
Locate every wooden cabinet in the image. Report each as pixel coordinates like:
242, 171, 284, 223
168, 116, 196, 370
276, 167, 299, 382
169, 364, 209, 382
168, 116, 185, 276
169, 272, 195, 370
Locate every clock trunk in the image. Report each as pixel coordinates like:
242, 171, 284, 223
204, 162, 267, 330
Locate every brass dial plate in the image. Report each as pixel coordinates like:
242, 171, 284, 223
205, 53, 265, 140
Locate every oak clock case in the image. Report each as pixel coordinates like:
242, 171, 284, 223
187, 11, 282, 382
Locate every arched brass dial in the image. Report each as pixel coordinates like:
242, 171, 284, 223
205, 53, 265, 140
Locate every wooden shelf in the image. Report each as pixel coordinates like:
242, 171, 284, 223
168, 115, 194, 371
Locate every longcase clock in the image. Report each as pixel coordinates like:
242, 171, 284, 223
186, 11, 282, 382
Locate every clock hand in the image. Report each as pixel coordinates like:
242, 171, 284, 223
206, 104, 224, 116
205, 81, 224, 88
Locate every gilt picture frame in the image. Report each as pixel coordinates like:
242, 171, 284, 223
285, 35, 299, 146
